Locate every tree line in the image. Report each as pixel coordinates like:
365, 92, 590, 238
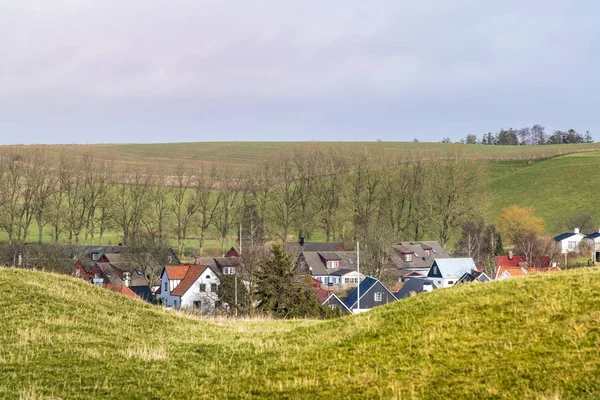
445, 125, 593, 146
0, 148, 488, 271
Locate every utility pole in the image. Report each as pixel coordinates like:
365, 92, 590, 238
239, 222, 242, 255
234, 274, 238, 317
356, 241, 360, 314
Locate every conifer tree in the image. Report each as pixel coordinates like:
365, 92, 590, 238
495, 233, 505, 256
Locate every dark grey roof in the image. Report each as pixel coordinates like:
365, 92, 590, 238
554, 232, 579, 241
586, 231, 600, 239
286, 242, 342, 253
329, 268, 355, 277
389, 241, 449, 270
318, 252, 341, 261
130, 285, 155, 304
299, 251, 358, 276
394, 278, 433, 299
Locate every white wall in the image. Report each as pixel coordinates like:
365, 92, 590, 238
180, 269, 221, 313
156, 272, 181, 307
558, 233, 585, 254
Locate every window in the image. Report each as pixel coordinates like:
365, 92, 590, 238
327, 261, 339, 269
206, 275, 211, 279
448, 281, 454, 285
92, 253, 99, 261
348, 258, 354, 265
173, 300, 178, 308
425, 250, 431, 256
199, 284, 206, 292
404, 253, 413, 262
374, 292, 382, 302
223, 267, 235, 275
344, 278, 349, 284
75, 269, 81, 277
210, 283, 218, 292
164, 282, 168, 292
329, 304, 337, 310
568, 241, 577, 250
432, 266, 438, 275
193, 301, 202, 308
168, 256, 173, 264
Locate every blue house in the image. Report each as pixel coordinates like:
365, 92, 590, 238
343, 277, 397, 313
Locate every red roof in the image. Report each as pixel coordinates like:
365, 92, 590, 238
103, 284, 142, 301
311, 277, 322, 288
495, 255, 550, 269
170, 265, 209, 297
311, 287, 329, 304
496, 265, 561, 279
165, 265, 190, 280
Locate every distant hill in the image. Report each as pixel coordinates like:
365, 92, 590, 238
1, 267, 600, 399
490, 151, 600, 232
2, 141, 600, 172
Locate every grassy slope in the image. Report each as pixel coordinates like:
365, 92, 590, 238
490, 152, 600, 231
4, 142, 600, 172
1, 268, 600, 399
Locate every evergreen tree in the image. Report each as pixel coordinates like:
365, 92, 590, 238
254, 243, 322, 318
217, 275, 250, 315
494, 233, 505, 256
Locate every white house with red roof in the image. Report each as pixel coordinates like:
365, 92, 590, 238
156, 264, 221, 313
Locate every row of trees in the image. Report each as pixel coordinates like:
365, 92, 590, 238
0, 148, 488, 265
453, 125, 593, 146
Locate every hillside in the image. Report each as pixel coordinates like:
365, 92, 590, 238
490, 151, 600, 231
3, 141, 600, 172
1, 268, 600, 399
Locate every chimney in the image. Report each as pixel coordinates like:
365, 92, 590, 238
123, 272, 131, 287
574, 228, 580, 234
508, 250, 513, 260
299, 236, 305, 246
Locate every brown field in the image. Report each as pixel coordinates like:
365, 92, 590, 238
3, 141, 600, 173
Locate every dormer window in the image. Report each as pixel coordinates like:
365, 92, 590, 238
223, 267, 236, 275
327, 261, 339, 269
92, 253, 99, 261
404, 253, 413, 262
425, 249, 431, 256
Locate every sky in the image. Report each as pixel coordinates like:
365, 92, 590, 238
1, 0, 599, 144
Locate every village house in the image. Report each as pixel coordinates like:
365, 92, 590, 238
394, 278, 435, 300
426, 258, 477, 288
342, 276, 397, 313
585, 230, 600, 264
296, 251, 360, 290
388, 241, 449, 283
554, 228, 585, 254
156, 264, 221, 313
456, 270, 491, 284
494, 253, 559, 280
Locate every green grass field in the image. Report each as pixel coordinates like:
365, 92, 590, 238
489, 151, 600, 232
1, 267, 600, 399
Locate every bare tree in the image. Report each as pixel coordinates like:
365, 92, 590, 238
192, 166, 221, 256
269, 155, 301, 241
113, 170, 152, 245
314, 149, 347, 242
424, 153, 488, 247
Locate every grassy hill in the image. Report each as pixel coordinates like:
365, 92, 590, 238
489, 151, 600, 231
1, 267, 600, 399
3, 141, 600, 172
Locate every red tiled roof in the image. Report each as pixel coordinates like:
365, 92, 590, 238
165, 265, 190, 280
170, 265, 209, 297
495, 255, 550, 269
103, 284, 142, 301
495, 255, 527, 268
496, 265, 561, 279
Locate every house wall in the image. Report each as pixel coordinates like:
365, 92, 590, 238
558, 234, 585, 254
156, 272, 182, 307
352, 282, 396, 311
180, 270, 221, 313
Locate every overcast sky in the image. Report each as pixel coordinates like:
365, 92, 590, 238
1, 0, 598, 144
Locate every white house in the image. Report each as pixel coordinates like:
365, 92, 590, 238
586, 230, 600, 264
156, 264, 221, 313
554, 228, 585, 254
426, 258, 477, 288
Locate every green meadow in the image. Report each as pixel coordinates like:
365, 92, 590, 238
1, 266, 600, 399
